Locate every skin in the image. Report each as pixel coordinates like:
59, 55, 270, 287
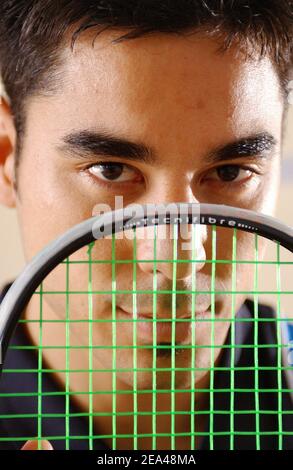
0, 29, 283, 450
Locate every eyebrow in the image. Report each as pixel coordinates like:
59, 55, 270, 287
58, 129, 278, 165
206, 132, 278, 165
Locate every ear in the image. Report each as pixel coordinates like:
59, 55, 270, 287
0, 97, 17, 208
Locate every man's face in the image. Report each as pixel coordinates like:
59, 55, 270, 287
4, 31, 283, 391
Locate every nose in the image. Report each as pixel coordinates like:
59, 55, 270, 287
135, 222, 207, 281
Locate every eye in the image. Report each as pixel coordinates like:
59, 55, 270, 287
207, 165, 254, 183
88, 162, 142, 184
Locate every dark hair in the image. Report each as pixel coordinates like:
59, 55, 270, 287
0, 0, 292, 163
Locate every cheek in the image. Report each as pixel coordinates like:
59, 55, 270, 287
16, 154, 96, 259
29, 237, 135, 320
206, 228, 268, 312
260, 167, 280, 217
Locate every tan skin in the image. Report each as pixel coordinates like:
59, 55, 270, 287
0, 29, 283, 450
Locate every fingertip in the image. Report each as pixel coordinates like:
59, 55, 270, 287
21, 439, 53, 450
40, 440, 53, 450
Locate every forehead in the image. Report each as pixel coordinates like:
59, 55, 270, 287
29, 30, 284, 152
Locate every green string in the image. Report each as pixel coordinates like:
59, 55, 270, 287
59, 259, 292, 266
28, 289, 293, 295
111, 233, 117, 450
65, 258, 70, 450
87, 242, 95, 450
132, 228, 138, 449
190, 224, 197, 450
276, 243, 283, 450
152, 225, 158, 450
15, 317, 291, 325
230, 229, 237, 450
254, 235, 260, 450
0, 409, 291, 419
171, 224, 179, 450
37, 282, 43, 450
0, 429, 291, 444
3, 366, 291, 374
209, 226, 217, 450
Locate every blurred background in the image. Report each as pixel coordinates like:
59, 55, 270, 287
0, 102, 292, 315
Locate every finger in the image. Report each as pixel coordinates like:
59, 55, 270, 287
21, 440, 53, 450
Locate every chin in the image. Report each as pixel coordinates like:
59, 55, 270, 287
116, 347, 205, 391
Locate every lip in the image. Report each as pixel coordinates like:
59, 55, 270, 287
118, 307, 210, 344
